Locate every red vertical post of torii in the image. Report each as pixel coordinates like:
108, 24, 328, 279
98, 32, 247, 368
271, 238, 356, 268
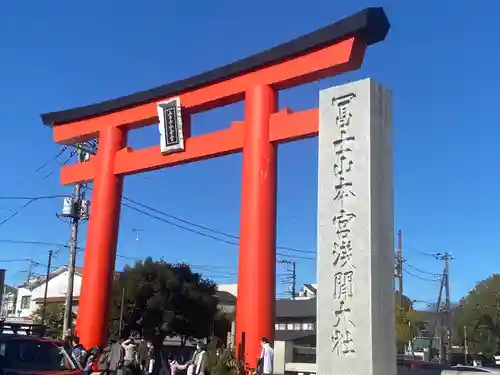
238, 85, 278, 357
40, 8, 389, 368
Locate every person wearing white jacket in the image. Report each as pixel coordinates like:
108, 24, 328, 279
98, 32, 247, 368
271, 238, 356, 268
258, 337, 274, 375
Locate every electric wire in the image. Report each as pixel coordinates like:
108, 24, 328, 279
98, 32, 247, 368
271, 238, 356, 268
0, 189, 315, 259
121, 195, 314, 255
6, 146, 68, 192
404, 261, 442, 276
121, 202, 315, 261
0, 150, 76, 226
0, 196, 66, 226
403, 268, 441, 282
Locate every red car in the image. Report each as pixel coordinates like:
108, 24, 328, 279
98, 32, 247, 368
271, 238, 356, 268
0, 323, 83, 375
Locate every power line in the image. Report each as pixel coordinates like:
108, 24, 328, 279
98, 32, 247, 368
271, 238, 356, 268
0, 189, 316, 258
404, 262, 442, 276
0, 196, 66, 226
0, 195, 66, 200
121, 195, 315, 255
121, 202, 315, 261
402, 268, 440, 282
0, 150, 75, 226
5, 147, 68, 192
0, 239, 70, 248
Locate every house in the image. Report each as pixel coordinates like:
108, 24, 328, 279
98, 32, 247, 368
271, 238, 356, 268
275, 298, 316, 346
15, 266, 84, 318
14, 266, 122, 319
216, 290, 236, 314
296, 284, 317, 300
217, 283, 317, 346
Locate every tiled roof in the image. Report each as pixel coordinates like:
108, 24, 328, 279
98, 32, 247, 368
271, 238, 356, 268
18, 266, 122, 289
216, 291, 236, 304
276, 298, 316, 318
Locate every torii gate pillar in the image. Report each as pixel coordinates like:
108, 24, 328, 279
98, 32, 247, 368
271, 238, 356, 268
237, 85, 278, 357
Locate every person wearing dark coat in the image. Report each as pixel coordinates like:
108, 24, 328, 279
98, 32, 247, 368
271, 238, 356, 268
137, 340, 149, 374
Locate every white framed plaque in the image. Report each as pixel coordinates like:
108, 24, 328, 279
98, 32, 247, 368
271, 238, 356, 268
157, 97, 185, 154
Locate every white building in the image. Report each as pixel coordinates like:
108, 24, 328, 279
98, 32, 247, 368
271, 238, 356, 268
15, 266, 84, 318
296, 284, 317, 300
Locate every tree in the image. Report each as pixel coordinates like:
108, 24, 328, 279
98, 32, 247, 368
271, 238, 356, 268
109, 258, 219, 345
454, 274, 500, 356
32, 302, 76, 339
395, 292, 423, 353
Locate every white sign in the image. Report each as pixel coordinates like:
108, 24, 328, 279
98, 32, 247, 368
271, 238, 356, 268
158, 97, 185, 154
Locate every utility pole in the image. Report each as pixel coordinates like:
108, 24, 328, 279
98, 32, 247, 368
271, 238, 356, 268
41, 250, 53, 326
62, 145, 89, 338
396, 229, 404, 306
428, 269, 444, 362
118, 287, 125, 336
464, 325, 469, 365
25, 258, 33, 285
278, 259, 297, 299
426, 252, 453, 365
443, 253, 452, 364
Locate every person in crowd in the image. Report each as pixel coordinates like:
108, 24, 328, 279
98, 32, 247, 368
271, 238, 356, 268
147, 342, 155, 375
71, 336, 87, 368
99, 338, 119, 375
63, 336, 73, 356
192, 344, 207, 375
186, 344, 202, 375
108, 337, 125, 375
83, 346, 101, 375
137, 339, 149, 374
121, 337, 138, 375
169, 355, 190, 375
257, 337, 274, 375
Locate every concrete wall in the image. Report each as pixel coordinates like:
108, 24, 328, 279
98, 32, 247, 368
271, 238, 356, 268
274, 341, 452, 375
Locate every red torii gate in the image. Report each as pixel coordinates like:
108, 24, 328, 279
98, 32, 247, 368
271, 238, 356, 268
41, 7, 389, 366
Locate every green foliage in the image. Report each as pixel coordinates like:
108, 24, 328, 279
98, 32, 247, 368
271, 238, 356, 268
205, 340, 245, 375
32, 302, 76, 339
395, 294, 423, 353
454, 274, 500, 356
109, 258, 219, 344
395, 291, 413, 311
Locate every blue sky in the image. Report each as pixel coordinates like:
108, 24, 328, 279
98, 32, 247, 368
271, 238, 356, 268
0, 1, 498, 304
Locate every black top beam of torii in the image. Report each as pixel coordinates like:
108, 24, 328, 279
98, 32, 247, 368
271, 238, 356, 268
41, 7, 389, 126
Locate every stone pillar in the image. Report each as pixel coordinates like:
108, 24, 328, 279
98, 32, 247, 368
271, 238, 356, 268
316, 78, 395, 375
273, 341, 294, 374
